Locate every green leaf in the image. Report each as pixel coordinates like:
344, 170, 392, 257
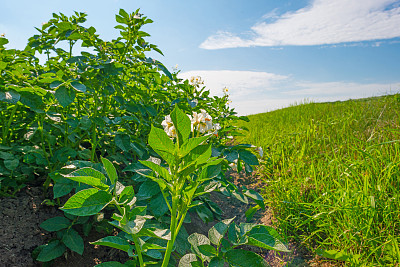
101, 157, 118, 185
38, 72, 58, 83
0, 37, 9, 46
155, 149, 176, 167
115, 14, 127, 24
55, 86, 76, 107
40, 216, 71, 232
240, 223, 257, 236
148, 126, 175, 153
198, 164, 221, 182
209, 257, 225, 267
225, 249, 269, 267
61, 188, 112, 216
36, 240, 66, 262
180, 135, 209, 158
131, 142, 146, 158
118, 8, 129, 19
194, 181, 219, 198
62, 168, 109, 190
239, 116, 250, 122
194, 204, 214, 224
188, 233, 211, 262
53, 178, 74, 198
115, 133, 131, 152
227, 223, 242, 245
197, 244, 217, 256
246, 225, 290, 252
50, 80, 63, 89
156, 61, 173, 80
139, 160, 171, 181
245, 205, 261, 222
149, 193, 169, 217
137, 180, 160, 200
109, 215, 147, 235
188, 144, 212, 165
238, 150, 259, 166
4, 158, 19, 171
19, 91, 43, 110
70, 81, 86, 92
62, 228, 84, 255
171, 106, 191, 147
0, 152, 15, 160
231, 190, 248, 204
118, 185, 135, 205
143, 249, 163, 259
179, 144, 212, 177
56, 21, 73, 31
90, 236, 132, 252
140, 228, 171, 240
0, 90, 20, 104
243, 189, 265, 209
179, 253, 199, 267
208, 217, 235, 246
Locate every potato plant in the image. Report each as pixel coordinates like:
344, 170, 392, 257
0, 9, 246, 194
54, 107, 289, 266
0, 8, 284, 265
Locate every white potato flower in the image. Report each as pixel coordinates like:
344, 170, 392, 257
134, 13, 143, 19
189, 76, 204, 88
161, 115, 177, 138
191, 109, 213, 133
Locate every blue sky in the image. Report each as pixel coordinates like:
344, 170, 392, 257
1, 0, 400, 115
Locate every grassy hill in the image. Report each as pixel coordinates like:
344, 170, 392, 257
236, 95, 400, 266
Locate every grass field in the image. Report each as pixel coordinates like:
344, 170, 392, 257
236, 95, 400, 265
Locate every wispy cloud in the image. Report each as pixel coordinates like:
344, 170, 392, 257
200, 0, 400, 49
179, 70, 399, 115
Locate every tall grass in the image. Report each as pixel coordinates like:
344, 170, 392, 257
237, 95, 400, 265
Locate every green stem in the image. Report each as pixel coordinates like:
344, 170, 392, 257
69, 40, 73, 59
91, 93, 99, 162
2, 104, 18, 145
39, 114, 52, 190
132, 235, 145, 267
162, 196, 178, 267
91, 126, 97, 163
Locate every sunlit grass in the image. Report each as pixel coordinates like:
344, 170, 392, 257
236, 95, 400, 265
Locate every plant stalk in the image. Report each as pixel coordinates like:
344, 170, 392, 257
162, 196, 178, 267
2, 104, 18, 145
132, 235, 144, 267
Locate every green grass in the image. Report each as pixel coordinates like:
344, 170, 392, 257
236, 95, 400, 265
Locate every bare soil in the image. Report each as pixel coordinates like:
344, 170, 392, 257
0, 170, 332, 267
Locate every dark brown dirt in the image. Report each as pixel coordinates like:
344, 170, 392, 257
0, 186, 129, 267
0, 186, 55, 267
0, 170, 334, 267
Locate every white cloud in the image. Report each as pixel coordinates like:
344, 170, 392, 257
179, 70, 399, 115
200, 0, 400, 49
178, 70, 288, 97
